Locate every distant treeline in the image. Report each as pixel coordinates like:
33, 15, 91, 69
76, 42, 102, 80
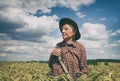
0, 59, 119, 66
87, 59, 120, 63
27, 59, 120, 64
87, 59, 120, 65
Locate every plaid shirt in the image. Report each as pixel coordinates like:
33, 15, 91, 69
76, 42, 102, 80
49, 41, 88, 80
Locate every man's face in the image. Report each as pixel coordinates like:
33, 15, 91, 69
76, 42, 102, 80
61, 24, 75, 40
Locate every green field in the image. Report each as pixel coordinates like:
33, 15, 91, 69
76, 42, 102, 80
0, 60, 120, 81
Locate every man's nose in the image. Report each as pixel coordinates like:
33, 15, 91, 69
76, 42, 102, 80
62, 29, 65, 33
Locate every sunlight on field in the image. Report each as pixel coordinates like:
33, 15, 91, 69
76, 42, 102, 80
0, 60, 120, 81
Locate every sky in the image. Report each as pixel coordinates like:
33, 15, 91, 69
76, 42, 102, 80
0, 0, 120, 61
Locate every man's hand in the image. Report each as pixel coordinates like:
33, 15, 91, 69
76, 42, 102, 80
51, 47, 61, 56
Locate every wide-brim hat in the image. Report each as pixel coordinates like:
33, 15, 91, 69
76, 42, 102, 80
59, 18, 81, 40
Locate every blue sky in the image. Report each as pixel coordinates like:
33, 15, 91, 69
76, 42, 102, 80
0, 0, 120, 61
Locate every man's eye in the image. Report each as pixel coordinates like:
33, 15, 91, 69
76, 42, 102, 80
65, 28, 68, 30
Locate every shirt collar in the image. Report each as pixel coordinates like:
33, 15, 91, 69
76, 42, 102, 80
61, 40, 77, 48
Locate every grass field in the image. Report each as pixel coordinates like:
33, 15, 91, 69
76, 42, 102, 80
0, 60, 120, 81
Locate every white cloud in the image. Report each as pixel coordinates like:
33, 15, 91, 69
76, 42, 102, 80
76, 12, 86, 18
0, 6, 58, 33
79, 23, 107, 56
16, 15, 58, 34
0, 5, 59, 42
0, 0, 95, 14
105, 40, 120, 48
110, 54, 120, 59
0, 53, 7, 57
79, 23, 109, 54
42, 35, 62, 46
79, 23, 120, 59
80, 40, 107, 49
0, 0, 55, 14
100, 17, 107, 21
0, 8, 25, 24
110, 29, 120, 36
0, 33, 11, 40
58, 0, 95, 11
80, 23, 109, 40
0, 39, 50, 61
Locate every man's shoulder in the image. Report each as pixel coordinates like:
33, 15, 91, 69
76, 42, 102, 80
76, 41, 86, 49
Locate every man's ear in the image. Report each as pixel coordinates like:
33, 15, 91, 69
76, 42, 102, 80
73, 30, 76, 35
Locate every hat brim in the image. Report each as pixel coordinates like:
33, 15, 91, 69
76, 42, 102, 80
59, 18, 81, 40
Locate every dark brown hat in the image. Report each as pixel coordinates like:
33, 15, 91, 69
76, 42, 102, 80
59, 18, 81, 40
